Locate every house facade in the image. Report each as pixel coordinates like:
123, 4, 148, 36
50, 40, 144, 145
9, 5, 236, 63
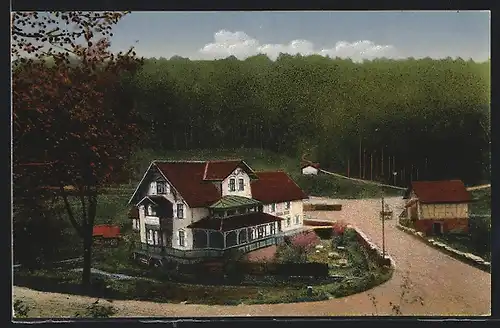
128, 160, 308, 264
403, 180, 471, 235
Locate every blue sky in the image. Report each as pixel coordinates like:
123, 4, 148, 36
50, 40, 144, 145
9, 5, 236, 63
108, 11, 490, 61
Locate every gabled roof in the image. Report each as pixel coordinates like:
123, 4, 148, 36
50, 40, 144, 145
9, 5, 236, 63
202, 160, 257, 181
187, 212, 282, 232
129, 160, 309, 208
410, 180, 471, 204
301, 163, 320, 169
251, 171, 308, 204
136, 195, 174, 207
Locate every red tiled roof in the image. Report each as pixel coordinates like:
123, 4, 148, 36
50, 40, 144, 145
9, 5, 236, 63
187, 212, 282, 232
251, 171, 308, 204
154, 162, 221, 207
202, 160, 256, 181
410, 180, 471, 204
93, 224, 121, 238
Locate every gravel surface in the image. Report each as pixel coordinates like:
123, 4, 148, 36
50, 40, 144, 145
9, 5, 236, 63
14, 197, 491, 317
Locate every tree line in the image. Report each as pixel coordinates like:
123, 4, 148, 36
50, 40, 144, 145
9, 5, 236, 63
124, 55, 490, 185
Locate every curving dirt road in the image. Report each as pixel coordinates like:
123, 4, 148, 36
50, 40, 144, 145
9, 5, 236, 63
14, 197, 490, 317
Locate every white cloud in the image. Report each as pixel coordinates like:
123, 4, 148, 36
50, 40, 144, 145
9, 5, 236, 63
198, 30, 399, 61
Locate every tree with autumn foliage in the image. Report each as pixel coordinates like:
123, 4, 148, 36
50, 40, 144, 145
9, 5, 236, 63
12, 11, 143, 285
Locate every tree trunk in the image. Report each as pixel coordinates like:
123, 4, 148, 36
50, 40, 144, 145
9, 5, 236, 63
82, 230, 92, 286
347, 157, 350, 178
370, 152, 373, 180
82, 193, 97, 286
359, 137, 362, 178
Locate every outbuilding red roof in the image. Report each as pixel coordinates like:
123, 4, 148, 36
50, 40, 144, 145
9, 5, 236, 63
251, 171, 308, 204
93, 224, 121, 239
410, 180, 471, 204
187, 212, 282, 232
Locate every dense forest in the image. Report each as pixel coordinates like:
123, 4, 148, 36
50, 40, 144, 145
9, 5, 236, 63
122, 55, 490, 185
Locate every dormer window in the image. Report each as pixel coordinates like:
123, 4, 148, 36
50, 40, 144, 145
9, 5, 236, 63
157, 181, 166, 194
238, 178, 244, 191
285, 201, 291, 210
229, 178, 236, 192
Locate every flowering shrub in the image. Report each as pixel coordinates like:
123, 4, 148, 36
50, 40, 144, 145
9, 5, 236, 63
332, 221, 348, 247
289, 231, 320, 251
332, 220, 348, 236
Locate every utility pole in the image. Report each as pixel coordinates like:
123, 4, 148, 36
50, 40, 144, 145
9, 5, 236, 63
347, 157, 350, 178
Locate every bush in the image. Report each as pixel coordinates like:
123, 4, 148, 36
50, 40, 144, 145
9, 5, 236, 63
469, 215, 491, 257
13, 299, 30, 318
275, 244, 307, 264
75, 302, 117, 318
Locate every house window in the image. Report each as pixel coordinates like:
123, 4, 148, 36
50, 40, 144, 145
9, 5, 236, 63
227, 209, 236, 216
150, 181, 157, 195
176, 204, 184, 219
269, 223, 276, 235
238, 178, 244, 191
295, 215, 300, 225
157, 181, 165, 194
249, 207, 255, 212
285, 201, 291, 210
139, 205, 145, 217
271, 203, 276, 212
257, 226, 264, 239
286, 217, 291, 227
147, 229, 155, 245
147, 205, 156, 216
229, 178, 236, 191
178, 230, 185, 247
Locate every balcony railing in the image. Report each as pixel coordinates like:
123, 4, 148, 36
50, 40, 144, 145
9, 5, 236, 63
136, 235, 283, 259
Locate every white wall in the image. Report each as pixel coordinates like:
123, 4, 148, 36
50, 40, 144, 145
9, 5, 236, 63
221, 168, 252, 198
420, 203, 469, 220
302, 166, 318, 175
262, 200, 304, 232
171, 206, 210, 250
139, 205, 146, 243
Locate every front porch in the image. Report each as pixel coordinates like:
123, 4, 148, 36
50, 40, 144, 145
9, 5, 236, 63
135, 235, 283, 262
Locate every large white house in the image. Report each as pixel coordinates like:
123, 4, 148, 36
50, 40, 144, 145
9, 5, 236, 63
128, 160, 309, 264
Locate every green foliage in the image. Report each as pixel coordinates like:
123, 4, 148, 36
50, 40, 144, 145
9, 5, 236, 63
13, 299, 30, 318
124, 56, 489, 186
470, 188, 491, 215
275, 244, 308, 264
75, 302, 117, 318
